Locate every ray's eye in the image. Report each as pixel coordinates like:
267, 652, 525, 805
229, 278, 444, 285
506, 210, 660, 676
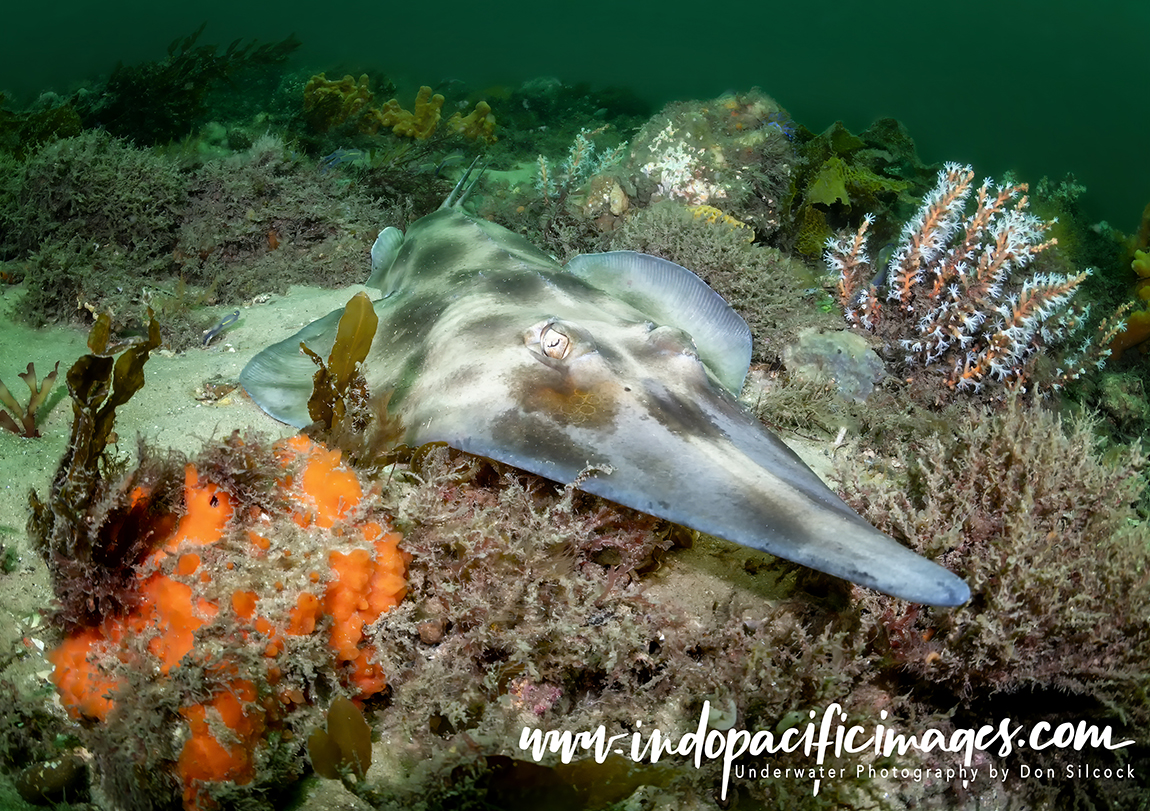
540, 325, 571, 359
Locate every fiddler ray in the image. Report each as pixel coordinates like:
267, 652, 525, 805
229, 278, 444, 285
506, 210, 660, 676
240, 165, 970, 606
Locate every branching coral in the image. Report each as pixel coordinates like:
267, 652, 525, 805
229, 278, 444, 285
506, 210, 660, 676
826, 163, 1123, 395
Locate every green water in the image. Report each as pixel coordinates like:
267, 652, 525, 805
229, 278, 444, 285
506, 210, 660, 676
2, 0, 1150, 227
0, 0, 1146, 229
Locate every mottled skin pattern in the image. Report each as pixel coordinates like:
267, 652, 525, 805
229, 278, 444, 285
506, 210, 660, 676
241, 207, 969, 606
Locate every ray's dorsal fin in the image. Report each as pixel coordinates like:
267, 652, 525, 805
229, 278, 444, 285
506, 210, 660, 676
366, 227, 404, 293
565, 251, 752, 393
367, 155, 487, 293
441, 155, 487, 210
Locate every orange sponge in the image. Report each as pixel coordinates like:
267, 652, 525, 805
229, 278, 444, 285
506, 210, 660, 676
277, 434, 363, 528
288, 592, 321, 636
47, 433, 408, 808
139, 573, 219, 674
47, 628, 117, 721
326, 527, 407, 697
1109, 306, 1150, 361
178, 680, 262, 810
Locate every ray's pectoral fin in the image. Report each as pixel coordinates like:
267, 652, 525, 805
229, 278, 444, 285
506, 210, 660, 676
565, 251, 752, 393
366, 227, 404, 293
467, 378, 969, 607
239, 291, 380, 430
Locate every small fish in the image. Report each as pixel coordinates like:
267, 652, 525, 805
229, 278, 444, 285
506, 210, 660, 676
318, 148, 365, 173
202, 310, 240, 347
241, 166, 969, 606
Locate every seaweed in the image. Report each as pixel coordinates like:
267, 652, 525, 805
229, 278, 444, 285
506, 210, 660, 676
782, 118, 932, 258
303, 290, 377, 431
0, 92, 82, 159
308, 695, 373, 788
75, 23, 301, 144
301, 291, 405, 467
841, 396, 1150, 716
174, 132, 390, 306
13, 129, 185, 262
0, 361, 59, 437
28, 310, 177, 628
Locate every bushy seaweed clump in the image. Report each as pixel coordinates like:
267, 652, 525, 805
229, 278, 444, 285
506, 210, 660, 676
841, 396, 1150, 715
837, 398, 1150, 807
12, 130, 185, 257
9, 131, 186, 325
29, 313, 169, 628
0, 677, 87, 805
75, 24, 300, 145
5, 128, 415, 343
0, 90, 83, 161
0, 152, 25, 256
174, 133, 396, 305
342, 449, 904, 810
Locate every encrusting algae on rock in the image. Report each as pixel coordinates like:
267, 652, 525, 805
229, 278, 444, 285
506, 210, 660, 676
47, 433, 408, 810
